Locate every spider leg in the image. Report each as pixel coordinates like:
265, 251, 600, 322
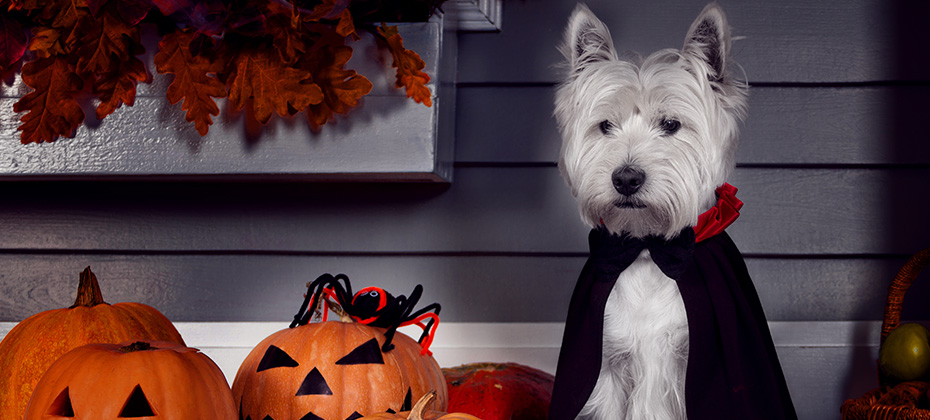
398, 286, 437, 342
291, 273, 336, 328
291, 274, 354, 327
378, 297, 410, 353
391, 284, 422, 327
318, 274, 355, 317
303, 278, 339, 325
408, 302, 442, 319
404, 285, 423, 315
396, 302, 441, 355
332, 274, 354, 307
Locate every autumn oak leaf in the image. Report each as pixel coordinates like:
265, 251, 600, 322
378, 24, 431, 107
74, 9, 138, 77
302, 41, 372, 129
226, 48, 324, 125
13, 56, 85, 143
265, 11, 309, 64
331, 8, 355, 38
155, 29, 227, 135
94, 54, 148, 119
43, 0, 92, 48
28, 27, 66, 58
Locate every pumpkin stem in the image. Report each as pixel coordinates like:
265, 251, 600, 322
70, 266, 106, 308
119, 341, 154, 353
408, 390, 437, 420
327, 299, 355, 323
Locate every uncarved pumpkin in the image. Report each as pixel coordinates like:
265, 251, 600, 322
24, 340, 236, 420
0, 267, 185, 420
232, 319, 448, 420
442, 362, 554, 420
360, 391, 482, 420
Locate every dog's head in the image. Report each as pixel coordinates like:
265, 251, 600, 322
554, 3, 748, 239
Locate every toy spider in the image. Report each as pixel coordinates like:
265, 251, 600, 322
290, 273, 441, 355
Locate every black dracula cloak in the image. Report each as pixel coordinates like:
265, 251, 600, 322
548, 184, 797, 420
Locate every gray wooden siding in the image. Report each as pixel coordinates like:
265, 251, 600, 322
1, 1, 929, 419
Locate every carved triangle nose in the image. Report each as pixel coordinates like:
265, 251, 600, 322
296, 368, 333, 396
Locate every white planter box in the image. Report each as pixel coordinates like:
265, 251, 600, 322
0, 13, 457, 182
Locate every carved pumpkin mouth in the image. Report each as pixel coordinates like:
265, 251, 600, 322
240, 388, 413, 420
241, 410, 367, 420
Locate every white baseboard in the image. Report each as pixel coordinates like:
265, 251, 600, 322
0, 320, 882, 380
0, 320, 889, 420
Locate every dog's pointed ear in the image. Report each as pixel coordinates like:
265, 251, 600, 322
682, 2, 731, 83
561, 4, 617, 73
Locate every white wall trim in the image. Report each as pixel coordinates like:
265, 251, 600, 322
0, 321, 883, 377
0, 321, 889, 419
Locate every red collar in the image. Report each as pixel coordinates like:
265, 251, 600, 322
694, 183, 743, 243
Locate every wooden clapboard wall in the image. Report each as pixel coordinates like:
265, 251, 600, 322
1, 0, 929, 419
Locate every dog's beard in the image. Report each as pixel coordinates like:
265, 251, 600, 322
576, 181, 700, 239
590, 203, 670, 239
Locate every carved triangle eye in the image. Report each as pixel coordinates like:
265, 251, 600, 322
119, 385, 155, 417
257, 345, 299, 372
296, 368, 333, 396
47, 387, 75, 417
345, 412, 364, 420
335, 339, 384, 365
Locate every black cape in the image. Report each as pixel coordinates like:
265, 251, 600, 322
548, 228, 797, 420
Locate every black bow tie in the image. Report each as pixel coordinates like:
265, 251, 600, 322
588, 227, 696, 280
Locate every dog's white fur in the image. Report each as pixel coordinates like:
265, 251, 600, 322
554, 3, 748, 419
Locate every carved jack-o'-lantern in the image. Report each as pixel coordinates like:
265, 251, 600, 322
23, 341, 237, 420
0, 267, 185, 420
232, 320, 448, 420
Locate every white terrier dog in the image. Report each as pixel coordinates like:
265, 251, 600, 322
548, 3, 796, 420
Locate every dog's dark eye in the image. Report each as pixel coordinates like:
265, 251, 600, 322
660, 118, 681, 135
598, 120, 613, 135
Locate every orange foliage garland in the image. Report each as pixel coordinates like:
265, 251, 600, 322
2, 0, 439, 143
0, 267, 185, 420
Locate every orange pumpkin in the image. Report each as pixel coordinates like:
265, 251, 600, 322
232, 318, 448, 420
24, 340, 236, 420
0, 267, 185, 420
360, 391, 482, 420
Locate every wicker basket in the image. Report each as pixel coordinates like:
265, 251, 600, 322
841, 248, 930, 420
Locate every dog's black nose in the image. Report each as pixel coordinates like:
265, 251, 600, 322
612, 166, 646, 196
